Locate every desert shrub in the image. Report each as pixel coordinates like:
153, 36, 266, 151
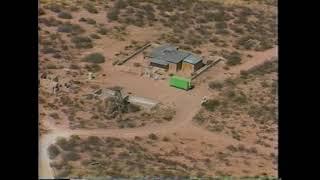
259, 40, 274, 51
233, 93, 248, 104
132, 18, 145, 27
41, 47, 59, 54
133, 62, 141, 67
57, 12, 72, 19
86, 136, 102, 146
46, 3, 61, 13
62, 151, 81, 161
134, 136, 142, 141
97, 27, 108, 35
215, 22, 228, 29
162, 136, 170, 142
57, 23, 84, 34
107, 9, 120, 21
114, 0, 128, 9
69, 64, 80, 69
79, 17, 86, 22
48, 144, 60, 159
84, 64, 101, 72
148, 133, 158, 140
226, 51, 242, 66
82, 53, 105, 64
232, 26, 244, 34
86, 18, 96, 25
90, 34, 101, 39
193, 111, 206, 124
52, 53, 62, 59
208, 81, 223, 90
71, 36, 93, 49
193, 49, 202, 54
202, 99, 220, 112
261, 81, 269, 87
56, 137, 77, 151
245, 60, 277, 76
39, 17, 62, 27
39, 8, 45, 16
49, 113, 59, 119
81, 159, 91, 166
128, 103, 141, 113
46, 64, 58, 69
212, 11, 226, 22
226, 145, 237, 152
83, 3, 98, 13
237, 35, 261, 50
215, 29, 229, 35
55, 169, 71, 178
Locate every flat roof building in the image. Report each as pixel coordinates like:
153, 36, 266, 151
146, 44, 204, 73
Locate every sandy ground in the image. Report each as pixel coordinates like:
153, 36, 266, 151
39, 46, 277, 178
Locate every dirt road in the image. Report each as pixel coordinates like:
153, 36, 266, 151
39, 46, 277, 179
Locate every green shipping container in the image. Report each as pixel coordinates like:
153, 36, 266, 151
169, 75, 191, 90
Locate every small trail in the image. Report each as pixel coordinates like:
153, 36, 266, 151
39, 47, 277, 179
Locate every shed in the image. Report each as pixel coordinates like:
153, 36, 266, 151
181, 54, 204, 73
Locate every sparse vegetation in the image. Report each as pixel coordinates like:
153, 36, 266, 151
46, 3, 61, 13
57, 12, 72, 19
57, 23, 84, 34
202, 99, 220, 112
107, 9, 120, 21
90, 33, 101, 39
84, 64, 101, 72
48, 144, 60, 159
97, 27, 108, 35
148, 133, 158, 140
71, 36, 93, 49
82, 53, 105, 64
62, 151, 80, 161
83, 3, 98, 14
40, 1, 277, 177
209, 81, 223, 90
225, 51, 242, 66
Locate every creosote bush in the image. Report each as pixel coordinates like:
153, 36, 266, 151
202, 99, 220, 112
226, 51, 242, 66
48, 144, 60, 159
82, 53, 105, 64
84, 64, 101, 72
71, 36, 93, 49
62, 151, 81, 161
148, 133, 158, 140
83, 3, 98, 14
57, 23, 84, 34
208, 81, 223, 90
57, 12, 72, 19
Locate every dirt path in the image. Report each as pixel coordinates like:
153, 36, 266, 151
39, 47, 277, 179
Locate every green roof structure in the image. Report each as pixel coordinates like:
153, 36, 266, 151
169, 75, 191, 90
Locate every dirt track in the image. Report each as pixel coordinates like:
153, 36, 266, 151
39, 47, 277, 178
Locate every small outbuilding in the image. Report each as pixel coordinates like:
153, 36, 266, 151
181, 54, 204, 73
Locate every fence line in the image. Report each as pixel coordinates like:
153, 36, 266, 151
191, 58, 223, 80
117, 43, 152, 65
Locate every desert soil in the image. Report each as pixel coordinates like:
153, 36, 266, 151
39, 46, 277, 178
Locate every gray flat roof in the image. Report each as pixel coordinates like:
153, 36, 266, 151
149, 44, 203, 65
149, 44, 177, 58
183, 54, 202, 64
150, 58, 169, 66
160, 50, 190, 64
